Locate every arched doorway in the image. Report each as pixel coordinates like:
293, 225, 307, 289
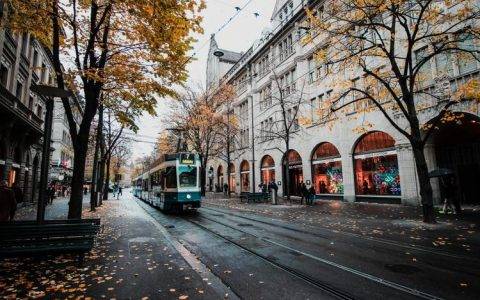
353, 131, 401, 197
311, 142, 343, 195
260, 155, 275, 184
240, 160, 250, 192
217, 165, 224, 191
432, 114, 480, 204
229, 163, 236, 194
282, 150, 303, 196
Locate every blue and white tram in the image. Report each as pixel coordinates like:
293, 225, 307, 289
132, 153, 201, 211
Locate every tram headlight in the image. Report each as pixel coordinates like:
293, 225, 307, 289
186, 194, 191, 199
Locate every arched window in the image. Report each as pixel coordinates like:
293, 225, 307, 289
282, 150, 303, 196
354, 131, 401, 196
240, 160, 250, 192
260, 155, 275, 184
228, 163, 236, 193
311, 143, 343, 194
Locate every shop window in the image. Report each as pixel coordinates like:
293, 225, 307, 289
354, 131, 401, 196
282, 150, 303, 196
229, 163, 236, 192
311, 143, 343, 194
240, 160, 250, 192
260, 155, 275, 184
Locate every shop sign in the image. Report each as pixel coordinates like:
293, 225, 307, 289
354, 150, 396, 160
312, 157, 342, 165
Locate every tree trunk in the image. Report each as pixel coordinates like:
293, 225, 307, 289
103, 153, 111, 200
97, 143, 105, 206
411, 141, 436, 223
90, 135, 100, 211
284, 140, 290, 201
68, 133, 90, 219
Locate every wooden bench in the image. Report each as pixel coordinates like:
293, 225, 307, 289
0, 219, 101, 263
240, 192, 271, 203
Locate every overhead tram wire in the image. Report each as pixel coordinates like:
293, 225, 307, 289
180, 0, 257, 69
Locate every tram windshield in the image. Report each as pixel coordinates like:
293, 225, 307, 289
178, 165, 197, 188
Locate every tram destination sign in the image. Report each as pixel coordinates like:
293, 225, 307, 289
180, 153, 195, 165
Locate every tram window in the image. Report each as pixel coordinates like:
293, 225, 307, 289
165, 167, 177, 189
178, 165, 197, 187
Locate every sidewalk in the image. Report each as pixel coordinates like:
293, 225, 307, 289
203, 193, 480, 256
1, 193, 226, 299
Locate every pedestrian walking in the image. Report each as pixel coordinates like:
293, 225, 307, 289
223, 183, 228, 196
307, 186, 316, 205
48, 184, 55, 204
299, 182, 307, 204
0, 180, 17, 221
84, 186, 88, 195
440, 175, 459, 214
119, 186, 123, 196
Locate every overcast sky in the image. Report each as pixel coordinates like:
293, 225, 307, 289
130, 0, 276, 160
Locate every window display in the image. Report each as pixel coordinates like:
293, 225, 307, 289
311, 143, 343, 194
354, 131, 401, 196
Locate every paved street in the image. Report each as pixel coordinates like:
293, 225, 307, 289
4, 190, 478, 299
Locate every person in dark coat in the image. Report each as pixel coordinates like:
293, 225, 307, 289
48, 184, 55, 204
441, 175, 459, 214
299, 182, 308, 204
0, 180, 16, 221
307, 186, 316, 205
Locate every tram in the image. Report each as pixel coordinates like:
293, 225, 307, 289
132, 152, 201, 211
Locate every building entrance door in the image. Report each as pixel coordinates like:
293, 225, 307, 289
434, 115, 480, 205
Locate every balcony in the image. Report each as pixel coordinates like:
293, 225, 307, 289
0, 84, 43, 135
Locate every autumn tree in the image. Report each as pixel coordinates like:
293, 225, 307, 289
165, 84, 234, 196
258, 71, 308, 201
305, 0, 480, 222
6, 0, 204, 218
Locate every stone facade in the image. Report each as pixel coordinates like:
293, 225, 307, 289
206, 0, 480, 206
0, 26, 54, 203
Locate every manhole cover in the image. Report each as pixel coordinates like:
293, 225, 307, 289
237, 223, 253, 227
384, 264, 421, 275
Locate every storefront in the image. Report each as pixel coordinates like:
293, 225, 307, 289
354, 131, 401, 197
260, 155, 275, 184
240, 160, 250, 192
228, 163, 236, 194
311, 142, 343, 195
282, 150, 303, 197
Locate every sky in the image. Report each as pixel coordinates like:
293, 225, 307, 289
130, 0, 277, 161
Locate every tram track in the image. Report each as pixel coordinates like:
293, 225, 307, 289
188, 211, 444, 300
202, 205, 479, 263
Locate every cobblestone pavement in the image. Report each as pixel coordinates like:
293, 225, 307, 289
1, 193, 228, 299
203, 193, 480, 256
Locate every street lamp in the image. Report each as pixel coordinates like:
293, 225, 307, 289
213, 50, 224, 57
30, 84, 73, 222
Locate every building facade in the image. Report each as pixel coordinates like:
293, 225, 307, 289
50, 98, 77, 184
207, 0, 480, 206
0, 26, 55, 203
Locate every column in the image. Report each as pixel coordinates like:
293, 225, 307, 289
396, 143, 421, 206
341, 151, 355, 202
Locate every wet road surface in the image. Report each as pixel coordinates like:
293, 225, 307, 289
135, 198, 480, 300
